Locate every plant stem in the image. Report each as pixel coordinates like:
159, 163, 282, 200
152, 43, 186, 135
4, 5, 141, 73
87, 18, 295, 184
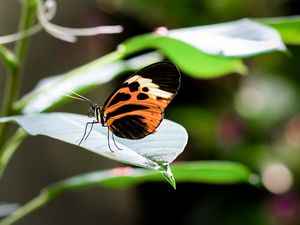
0, 45, 17, 74
14, 0, 37, 72
1, 0, 36, 116
0, 192, 49, 225
0, 129, 28, 178
0, 0, 36, 146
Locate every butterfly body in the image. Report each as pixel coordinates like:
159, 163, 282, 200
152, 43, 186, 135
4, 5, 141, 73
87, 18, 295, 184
80, 62, 180, 149
92, 62, 180, 139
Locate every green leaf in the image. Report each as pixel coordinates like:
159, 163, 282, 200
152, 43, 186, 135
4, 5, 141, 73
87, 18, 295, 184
14, 51, 163, 114
119, 19, 286, 78
0, 112, 188, 188
58, 161, 255, 191
121, 35, 247, 78
166, 19, 286, 57
0, 161, 257, 225
258, 15, 300, 45
47, 161, 256, 192
171, 161, 257, 185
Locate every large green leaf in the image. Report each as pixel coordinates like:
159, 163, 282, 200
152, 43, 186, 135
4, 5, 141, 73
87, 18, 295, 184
121, 35, 247, 78
120, 19, 286, 78
166, 19, 286, 57
47, 161, 256, 193
0, 112, 188, 188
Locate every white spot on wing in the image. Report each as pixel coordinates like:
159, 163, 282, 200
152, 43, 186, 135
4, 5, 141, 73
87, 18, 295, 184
137, 77, 173, 99
125, 75, 140, 84
125, 76, 173, 99
148, 88, 173, 98
137, 77, 154, 86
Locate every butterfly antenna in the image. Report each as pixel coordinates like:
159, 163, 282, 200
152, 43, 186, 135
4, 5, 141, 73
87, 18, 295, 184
63, 93, 86, 102
71, 91, 94, 104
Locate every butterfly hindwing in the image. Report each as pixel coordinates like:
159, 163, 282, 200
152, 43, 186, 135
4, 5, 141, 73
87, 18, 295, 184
108, 103, 163, 139
102, 62, 181, 139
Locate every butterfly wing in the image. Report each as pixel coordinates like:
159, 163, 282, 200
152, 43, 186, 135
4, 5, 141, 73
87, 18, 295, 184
102, 62, 181, 139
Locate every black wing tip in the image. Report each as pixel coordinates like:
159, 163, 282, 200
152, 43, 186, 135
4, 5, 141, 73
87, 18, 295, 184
137, 61, 181, 95
139, 61, 181, 81
159, 61, 181, 79
142, 61, 180, 73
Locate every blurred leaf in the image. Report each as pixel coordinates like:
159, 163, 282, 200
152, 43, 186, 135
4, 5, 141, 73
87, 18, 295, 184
169, 161, 255, 185
235, 74, 298, 127
0, 203, 20, 217
14, 51, 163, 114
258, 15, 300, 45
0, 161, 256, 225
47, 161, 255, 194
0, 112, 188, 188
121, 34, 247, 78
167, 19, 286, 57
120, 19, 286, 78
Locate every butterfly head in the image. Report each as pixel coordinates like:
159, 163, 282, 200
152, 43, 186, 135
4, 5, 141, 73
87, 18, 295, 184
87, 103, 105, 126
63, 91, 106, 126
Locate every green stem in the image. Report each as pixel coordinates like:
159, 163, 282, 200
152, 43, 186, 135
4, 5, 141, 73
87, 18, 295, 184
0, 0, 36, 146
14, 0, 37, 71
1, 0, 36, 116
0, 129, 28, 178
0, 192, 50, 225
0, 70, 18, 146
0, 45, 17, 74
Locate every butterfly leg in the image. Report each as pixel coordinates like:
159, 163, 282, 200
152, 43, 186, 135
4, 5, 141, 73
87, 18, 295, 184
85, 120, 98, 141
106, 128, 122, 152
112, 134, 122, 150
107, 128, 114, 153
78, 120, 97, 146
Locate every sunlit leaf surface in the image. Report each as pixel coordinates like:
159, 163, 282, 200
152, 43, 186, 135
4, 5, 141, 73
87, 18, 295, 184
0, 112, 188, 187
168, 19, 286, 57
121, 34, 247, 78
120, 19, 286, 78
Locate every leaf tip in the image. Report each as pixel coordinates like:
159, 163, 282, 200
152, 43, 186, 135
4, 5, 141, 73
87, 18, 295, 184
236, 62, 248, 76
158, 164, 177, 189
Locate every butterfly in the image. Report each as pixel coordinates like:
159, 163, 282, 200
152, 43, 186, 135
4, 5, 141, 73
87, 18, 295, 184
69, 62, 181, 152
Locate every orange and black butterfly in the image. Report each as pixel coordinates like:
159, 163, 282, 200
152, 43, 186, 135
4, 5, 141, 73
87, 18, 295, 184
73, 62, 181, 151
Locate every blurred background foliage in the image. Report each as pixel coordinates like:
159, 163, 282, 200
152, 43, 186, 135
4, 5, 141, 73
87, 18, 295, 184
1, 0, 300, 225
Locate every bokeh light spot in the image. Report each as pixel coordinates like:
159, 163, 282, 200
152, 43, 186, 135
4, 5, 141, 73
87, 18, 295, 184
262, 163, 293, 194
285, 116, 300, 147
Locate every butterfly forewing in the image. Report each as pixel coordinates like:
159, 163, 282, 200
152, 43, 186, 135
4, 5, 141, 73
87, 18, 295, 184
102, 62, 181, 139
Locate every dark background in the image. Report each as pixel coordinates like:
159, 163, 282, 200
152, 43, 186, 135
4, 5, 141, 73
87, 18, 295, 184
1, 0, 300, 224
